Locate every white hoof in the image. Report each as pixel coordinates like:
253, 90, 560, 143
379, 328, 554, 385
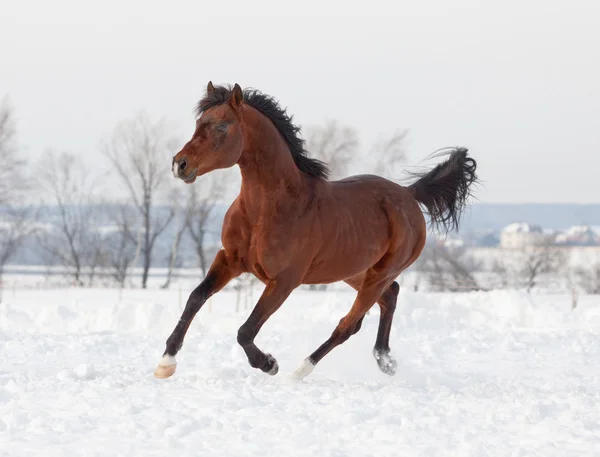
292, 358, 315, 380
154, 355, 177, 379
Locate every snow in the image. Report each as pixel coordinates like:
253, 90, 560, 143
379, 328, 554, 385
1, 284, 599, 456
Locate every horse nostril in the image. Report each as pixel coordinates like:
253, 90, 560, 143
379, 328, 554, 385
178, 159, 187, 173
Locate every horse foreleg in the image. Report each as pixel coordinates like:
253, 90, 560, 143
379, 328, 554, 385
154, 249, 242, 379
236, 275, 298, 375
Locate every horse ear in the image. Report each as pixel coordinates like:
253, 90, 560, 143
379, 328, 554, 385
230, 83, 243, 106
207, 81, 215, 94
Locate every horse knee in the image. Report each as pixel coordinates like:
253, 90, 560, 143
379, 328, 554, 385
185, 281, 213, 312
187, 288, 204, 306
237, 325, 255, 347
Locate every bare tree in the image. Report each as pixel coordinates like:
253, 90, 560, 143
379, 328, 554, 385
0, 207, 36, 301
420, 242, 482, 292
104, 204, 141, 288
563, 265, 580, 310
0, 98, 27, 204
304, 119, 408, 180
304, 120, 359, 179
410, 251, 429, 292
490, 258, 512, 289
517, 243, 566, 293
574, 261, 600, 295
186, 173, 228, 277
103, 112, 178, 288
87, 218, 108, 286
35, 151, 104, 285
161, 186, 194, 289
0, 99, 33, 291
371, 129, 409, 178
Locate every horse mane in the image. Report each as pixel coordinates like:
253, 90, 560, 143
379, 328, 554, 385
196, 85, 330, 180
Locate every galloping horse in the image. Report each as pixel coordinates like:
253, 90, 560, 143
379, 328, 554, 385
155, 82, 477, 380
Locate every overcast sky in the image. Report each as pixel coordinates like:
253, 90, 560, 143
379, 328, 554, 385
2, 0, 599, 203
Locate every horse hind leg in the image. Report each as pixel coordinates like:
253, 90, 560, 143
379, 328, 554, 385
344, 274, 400, 375
293, 272, 390, 380
372, 281, 400, 375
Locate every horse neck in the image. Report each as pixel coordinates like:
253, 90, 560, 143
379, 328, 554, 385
237, 109, 309, 216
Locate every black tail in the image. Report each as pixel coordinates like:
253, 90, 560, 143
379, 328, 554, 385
408, 147, 478, 233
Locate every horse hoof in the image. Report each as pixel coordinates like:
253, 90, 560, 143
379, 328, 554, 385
373, 348, 398, 376
154, 355, 177, 379
263, 353, 279, 376
267, 361, 279, 376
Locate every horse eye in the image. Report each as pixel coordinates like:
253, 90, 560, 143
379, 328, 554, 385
215, 123, 228, 133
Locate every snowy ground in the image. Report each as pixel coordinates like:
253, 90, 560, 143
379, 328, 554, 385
1, 281, 599, 456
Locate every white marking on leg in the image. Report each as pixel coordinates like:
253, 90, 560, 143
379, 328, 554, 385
158, 354, 177, 367
373, 348, 398, 376
292, 358, 315, 380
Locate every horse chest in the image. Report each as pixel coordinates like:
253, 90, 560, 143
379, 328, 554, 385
229, 197, 312, 280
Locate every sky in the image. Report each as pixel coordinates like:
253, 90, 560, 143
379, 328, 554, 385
1, 0, 599, 204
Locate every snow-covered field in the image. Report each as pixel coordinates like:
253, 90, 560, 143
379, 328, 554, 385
1, 281, 599, 456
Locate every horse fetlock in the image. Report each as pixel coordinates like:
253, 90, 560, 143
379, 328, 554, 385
165, 336, 182, 356
236, 326, 255, 347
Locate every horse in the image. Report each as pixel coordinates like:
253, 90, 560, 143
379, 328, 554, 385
154, 82, 478, 380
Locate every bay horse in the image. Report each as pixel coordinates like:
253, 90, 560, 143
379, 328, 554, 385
154, 82, 477, 380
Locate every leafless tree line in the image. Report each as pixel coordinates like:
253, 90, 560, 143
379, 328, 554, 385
416, 243, 482, 292
0, 98, 36, 298
0, 103, 230, 290
415, 241, 600, 301
1, 100, 410, 292
305, 119, 408, 180
4, 95, 600, 301
4, 96, 600, 300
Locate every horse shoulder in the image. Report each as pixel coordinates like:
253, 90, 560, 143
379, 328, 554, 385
221, 197, 251, 259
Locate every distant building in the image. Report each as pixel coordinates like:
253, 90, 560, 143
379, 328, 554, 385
437, 237, 465, 249
555, 225, 600, 246
500, 222, 546, 249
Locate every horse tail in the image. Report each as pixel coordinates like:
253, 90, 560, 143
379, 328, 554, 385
408, 147, 478, 233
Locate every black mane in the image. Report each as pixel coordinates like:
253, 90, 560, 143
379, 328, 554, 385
196, 85, 330, 180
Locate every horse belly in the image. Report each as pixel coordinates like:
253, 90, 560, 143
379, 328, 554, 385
303, 215, 390, 284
